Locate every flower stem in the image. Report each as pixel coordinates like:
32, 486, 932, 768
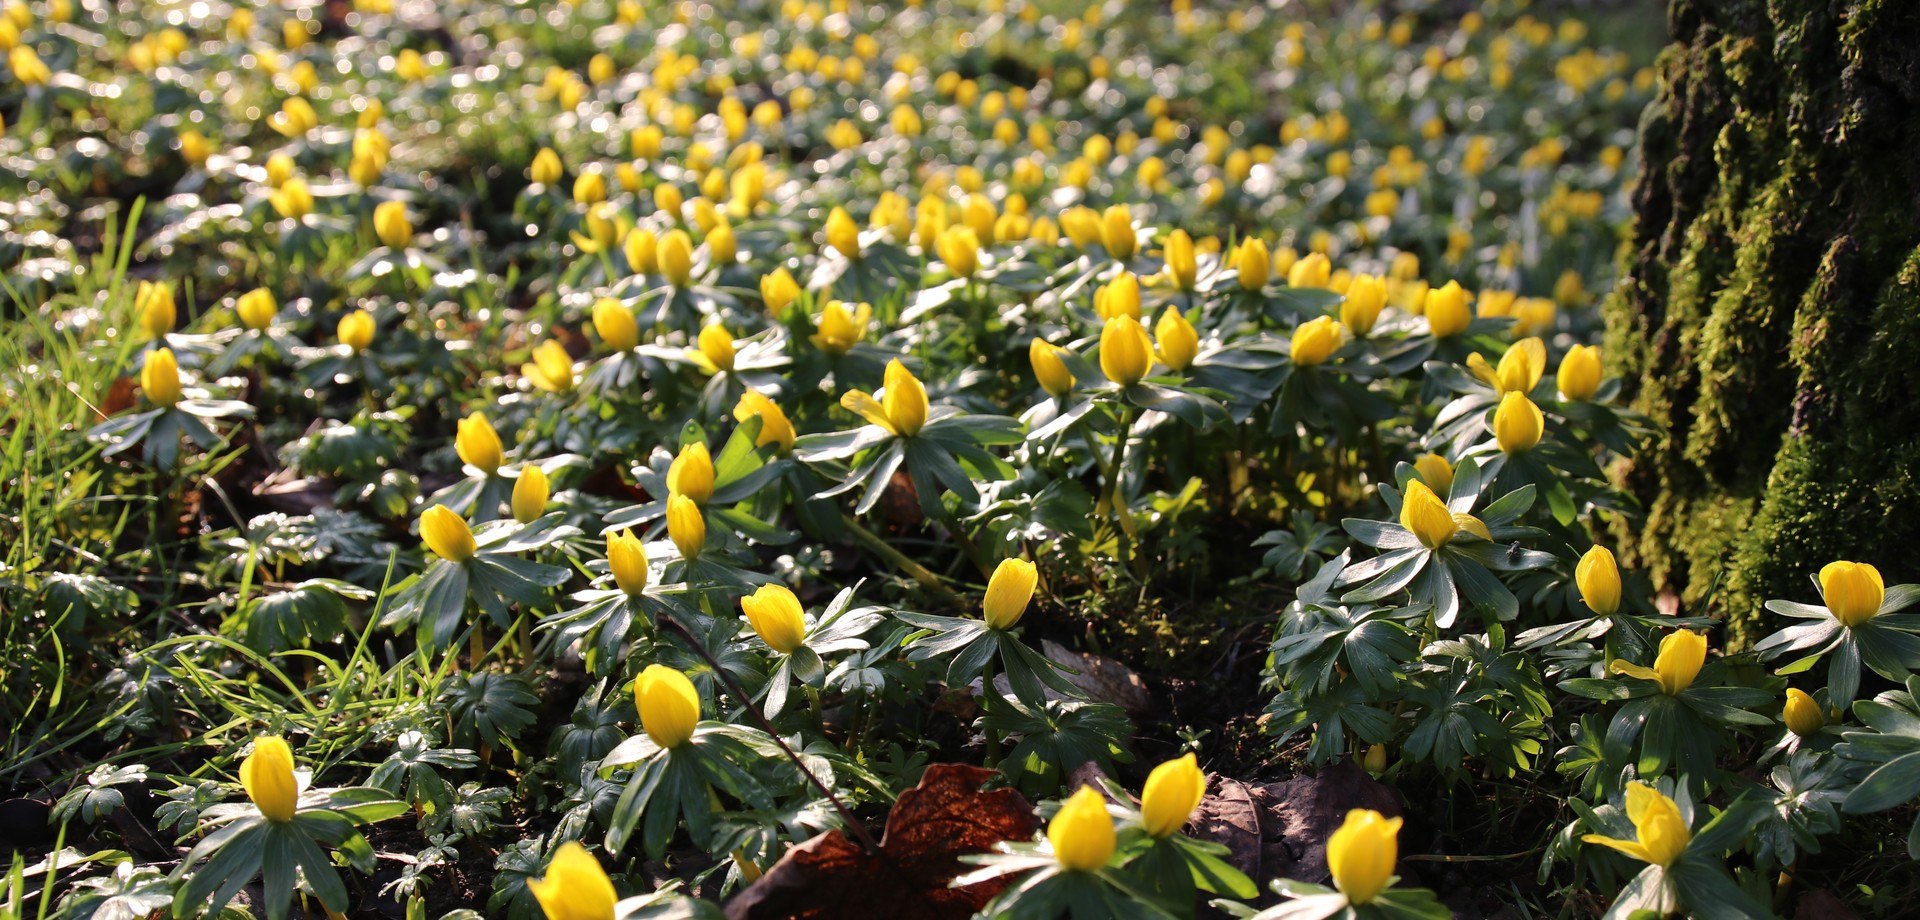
981, 653, 1002, 770
842, 512, 957, 605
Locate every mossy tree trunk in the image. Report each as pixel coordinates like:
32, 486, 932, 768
1606, 0, 1920, 645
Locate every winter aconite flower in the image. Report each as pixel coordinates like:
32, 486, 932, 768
1030, 338, 1076, 398
634, 664, 700, 749
1327, 808, 1402, 905
733, 390, 796, 454
689, 324, 737, 375
811, 301, 871, 356
1100, 204, 1136, 260
1048, 786, 1115, 871
1412, 453, 1454, 496
1342, 275, 1388, 336
983, 557, 1038, 630
1099, 315, 1152, 386
239, 735, 299, 823
1576, 545, 1622, 615
523, 341, 577, 392
825, 206, 861, 258
527, 841, 618, 920
760, 267, 800, 314
1233, 237, 1270, 290
420, 505, 477, 562
338, 310, 376, 352
1820, 561, 1883, 628
512, 466, 550, 523
841, 358, 929, 437
1094, 271, 1141, 320
592, 298, 639, 352
373, 200, 412, 249
235, 288, 277, 331
1139, 753, 1204, 838
666, 494, 705, 561
141, 348, 183, 407
1611, 630, 1706, 696
1290, 316, 1343, 367
1493, 391, 1543, 453
1425, 281, 1471, 337
667, 442, 715, 504
1581, 782, 1689, 867
456, 412, 505, 475
1155, 309, 1199, 372
1164, 229, 1197, 290
1558, 344, 1602, 401
936, 225, 980, 278
530, 147, 563, 185
741, 583, 807, 654
607, 528, 649, 595
1287, 252, 1330, 289
1400, 480, 1457, 549
136, 280, 176, 340
1784, 688, 1823, 737
658, 230, 694, 286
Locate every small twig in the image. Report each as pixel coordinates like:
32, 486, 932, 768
657, 613, 882, 854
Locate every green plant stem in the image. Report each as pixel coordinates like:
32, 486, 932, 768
806, 684, 825, 735
1104, 405, 1141, 576
981, 653, 1002, 769
841, 512, 957, 605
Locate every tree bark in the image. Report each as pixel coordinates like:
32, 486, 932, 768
1608, 0, 1920, 645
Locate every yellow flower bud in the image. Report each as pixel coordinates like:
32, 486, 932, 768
624, 227, 658, 274
1400, 480, 1456, 549
1095, 271, 1142, 321
823, 206, 861, 259
1558, 344, 1602, 401
1290, 316, 1343, 367
983, 557, 1038, 630
419, 505, 477, 562
264, 153, 295, 188
338, 309, 376, 353
235, 288, 276, 331
592, 298, 639, 352
141, 347, 183, 407
1327, 809, 1402, 905
1362, 743, 1388, 775
706, 220, 736, 266
1234, 237, 1270, 291
741, 583, 807, 654
1164, 230, 1197, 290
667, 441, 715, 504
607, 528, 649, 595
456, 412, 505, 475
1493, 391, 1543, 453
239, 735, 300, 823
1100, 204, 1136, 260
879, 358, 929, 436
733, 390, 796, 454
1495, 338, 1546, 395
1342, 274, 1389, 336
512, 466, 549, 523
1581, 782, 1690, 867
633, 664, 700, 749
1060, 206, 1102, 249
1154, 308, 1200, 372
1784, 688, 1823, 737
811, 301, 871, 356
760, 268, 800, 316
524, 340, 577, 394
1612, 630, 1706, 696
527, 842, 618, 920
1139, 753, 1204, 838
8, 45, 48, 85
136, 280, 176, 340
370, 200, 413, 250
530, 147, 564, 185
1099, 315, 1153, 387
1288, 252, 1331, 289
935, 225, 980, 278
1030, 338, 1075, 399
1425, 281, 1472, 337
693, 324, 736, 375
1412, 454, 1453, 496
1048, 786, 1115, 872
666, 493, 705, 561
1820, 561, 1884, 628
1576, 545, 1622, 615
657, 230, 694, 287
178, 129, 211, 166
270, 177, 313, 219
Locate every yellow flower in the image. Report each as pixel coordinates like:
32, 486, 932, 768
530, 147, 564, 185
270, 177, 313, 219
527, 841, 618, 920
1060, 206, 1102, 249
512, 466, 550, 523
373, 200, 412, 249
1784, 688, 1823, 737
1327, 809, 1402, 905
825, 206, 861, 259
624, 227, 658, 274
1164, 230, 1198, 290
1610, 630, 1707, 696
741, 584, 807, 654
573, 170, 607, 205
1820, 561, 1884, 628
1139, 753, 1204, 838
1290, 316, 1343, 367
1558, 344, 1602, 401
633, 664, 700, 749
841, 358, 929, 437
1233, 237, 1271, 291
1577, 546, 1622, 615
688, 324, 736, 375
983, 557, 1038, 630
1493, 391, 1543, 453
1581, 782, 1690, 867
239, 735, 299, 823
1400, 480, 1456, 550
338, 309, 376, 352
10, 45, 50, 84
523, 340, 576, 393
607, 528, 649, 595
1155, 309, 1199, 372
666, 441, 715, 505
456, 412, 505, 475
263, 153, 295, 188
235, 288, 276, 331
734, 390, 796, 454
1100, 205, 1136, 261
1425, 281, 1472, 337
706, 221, 736, 266
1048, 786, 1115, 872
592, 298, 639, 352
1098, 314, 1154, 388
657, 230, 694, 286
1342, 275, 1388, 336
1362, 743, 1388, 775
1030, 338, 1076, 399
935, 225, 980, 278
178, 129, 211, 166
666, 493, 705, 561
136, 280, 176, 340
1095, 271, 1142, 321
141, 347, 183, 407
1288, 252, 1331, 289
760, 267, 801, 314
268, 97, 318, 137
1494, 338, 1546, 394
811, 301, 871, 356
420, 505, 477, 562
1412, 453, 1453, 496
